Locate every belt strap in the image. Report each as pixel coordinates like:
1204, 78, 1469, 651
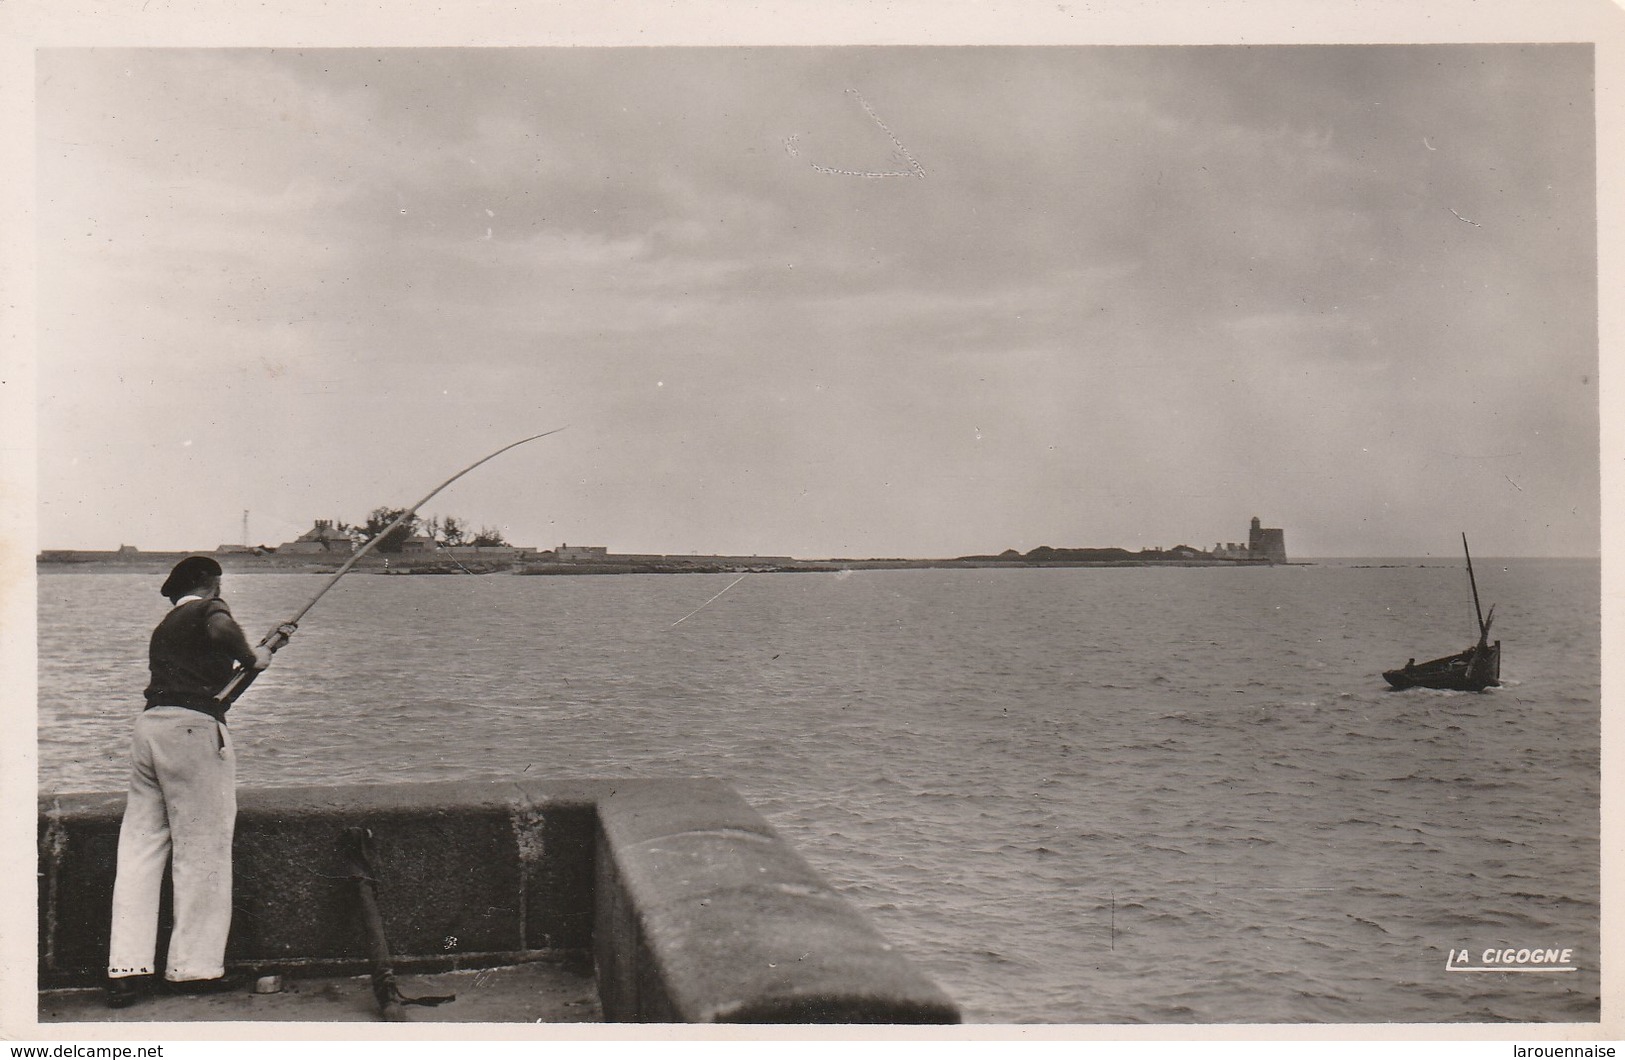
146, 702, 230, 724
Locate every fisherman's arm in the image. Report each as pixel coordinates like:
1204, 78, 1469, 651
206, 606, 273, 670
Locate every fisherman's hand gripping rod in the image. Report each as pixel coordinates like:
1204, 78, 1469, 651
214, 428, 566, 705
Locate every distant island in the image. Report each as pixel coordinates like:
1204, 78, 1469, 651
37, 518, 1290, 575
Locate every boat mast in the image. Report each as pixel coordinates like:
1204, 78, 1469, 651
1462, 532, 1487, 639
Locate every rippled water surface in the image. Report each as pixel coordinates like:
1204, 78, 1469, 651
38, 560, 1600, 1024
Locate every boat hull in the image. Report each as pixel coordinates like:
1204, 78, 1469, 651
1383, 640, 1501, 692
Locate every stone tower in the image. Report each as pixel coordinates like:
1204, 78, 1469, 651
1248, 516, 1288, 564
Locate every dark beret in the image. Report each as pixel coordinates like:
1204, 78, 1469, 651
160, 555, 223, 599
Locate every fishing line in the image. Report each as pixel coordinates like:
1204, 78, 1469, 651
669, 574, 749, 628
432, 540, 480, 576
215, 428, 566, 704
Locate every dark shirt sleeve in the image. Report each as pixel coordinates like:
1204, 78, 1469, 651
204, 600, 259, 668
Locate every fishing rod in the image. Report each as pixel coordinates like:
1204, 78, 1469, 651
215, 428, 567, 704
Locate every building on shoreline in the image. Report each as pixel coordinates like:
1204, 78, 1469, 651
277, 519, 355, 554
1210, 516, 1288, 564
552, 544, 609, 562
1249, 516, 1288, 564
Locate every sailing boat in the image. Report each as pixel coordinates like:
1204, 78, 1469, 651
1382, 534, 1502, 692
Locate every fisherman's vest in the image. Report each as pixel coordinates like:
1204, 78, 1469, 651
143, 598, 243, 721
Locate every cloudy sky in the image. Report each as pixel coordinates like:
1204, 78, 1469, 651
31, 39, 1600, 558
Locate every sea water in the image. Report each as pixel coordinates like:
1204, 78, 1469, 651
36, 560, 1601, 1024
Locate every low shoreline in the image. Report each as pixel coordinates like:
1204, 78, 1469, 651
37, 554, 1290, 575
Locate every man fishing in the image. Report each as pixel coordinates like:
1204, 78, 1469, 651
100, 432, 561, 1010
105, 556, 272, 1008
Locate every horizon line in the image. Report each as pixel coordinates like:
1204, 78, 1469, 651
33, 545, 1602, 562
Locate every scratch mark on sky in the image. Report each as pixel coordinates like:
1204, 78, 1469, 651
792, 89, 926, 180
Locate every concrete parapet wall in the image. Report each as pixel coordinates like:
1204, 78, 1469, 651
594, 782, 960, 1023
39, 781, 600, 986
37, 778, 958, 1024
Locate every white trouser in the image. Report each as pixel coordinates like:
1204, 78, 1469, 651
107, 706, 236, 982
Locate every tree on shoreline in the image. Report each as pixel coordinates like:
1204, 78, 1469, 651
424, 515, 468, 547
360, 507, 418, 553
355, 509, 497, 552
